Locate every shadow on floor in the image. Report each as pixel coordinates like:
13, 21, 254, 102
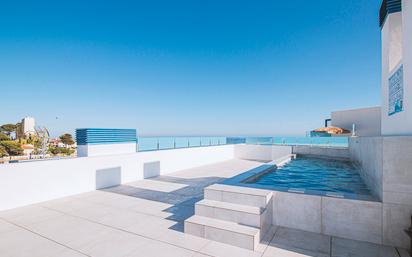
100, 175, 225, 232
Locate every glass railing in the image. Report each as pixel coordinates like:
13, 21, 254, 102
138, 137, 227, 151
246, 136, 348, 147
137, 136, 348, 152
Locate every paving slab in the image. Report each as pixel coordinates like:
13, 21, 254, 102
331, 237, 399, 257
0, 218, 20, 234
157, 228, 210, 252
199, 241, 262, 257
26, 215, 113, 250
271, 227, 331, 255
126, 179, 187, 192
123, 237, 196, 257
0, 205, 64, 227
77, 230, 148, 257
0, 226, 74, 257
262, 245, 329, 257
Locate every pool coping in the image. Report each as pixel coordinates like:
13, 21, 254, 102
222, 154, 379, 202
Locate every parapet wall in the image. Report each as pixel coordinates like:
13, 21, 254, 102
233, 144, 292, 161
292, 145, 350, 159
331, 107, 381, 136
349, 137, 383, 201
0, 145, 235, 211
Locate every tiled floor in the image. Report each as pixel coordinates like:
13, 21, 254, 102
0, 159, 409, 257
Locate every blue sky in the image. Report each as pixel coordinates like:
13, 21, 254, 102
0, 0, 382, 137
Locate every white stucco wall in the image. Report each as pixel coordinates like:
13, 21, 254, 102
77, 142, 137, 157
401, 0, 412, 132
331, 107, 381, 136
0, 145, 235, 211
292, 145, 350, 159
381, 6, 412, 136
233, 144, 292, 161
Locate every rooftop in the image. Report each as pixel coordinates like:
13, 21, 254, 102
0, 159, 407, 257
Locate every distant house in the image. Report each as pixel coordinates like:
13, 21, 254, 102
49, 138, 76, 148
310, 126, 351, 137
49, 138, 61, 147
21, 144, 34, 156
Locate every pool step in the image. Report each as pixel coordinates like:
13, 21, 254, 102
184, 215, 260, 250
184, 184, 273, 250
195, 199, 269, 228
204, 184, 273, 208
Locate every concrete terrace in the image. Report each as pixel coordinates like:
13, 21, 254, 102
0, 159, 408, 257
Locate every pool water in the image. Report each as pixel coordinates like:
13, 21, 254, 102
245, 157, 372, 197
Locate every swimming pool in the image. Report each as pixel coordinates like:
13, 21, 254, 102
224, 156, 375, 201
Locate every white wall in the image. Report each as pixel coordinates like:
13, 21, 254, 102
272, 191, 383, 245
233, 144, 292, 161
349, 137, 383, 201
293, 145, 350, 159
349, 135, 412, 248
0, 144, 330, 211
402, 0, 412, 132
331, 107, 381, 136
22, 117, 36, 135
77, 142, 137, 157
381, 7, 412, 136
0, 145, 234, 211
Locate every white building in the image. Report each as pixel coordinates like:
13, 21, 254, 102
328, 0, 411, 138
17, 116, 36, 138
331, 107, 382, 137
380, 0, 412, 135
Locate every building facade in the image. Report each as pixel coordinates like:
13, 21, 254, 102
16, 117, 36, 139
380, 0, 412, 135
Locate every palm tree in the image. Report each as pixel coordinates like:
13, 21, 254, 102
0, 124, 17, 137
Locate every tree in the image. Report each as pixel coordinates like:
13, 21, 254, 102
0, 124, 17, 136
0, 145, 7, 157
35, 127, 50, 156
59, 133, 75, 146
0, 141, 23, 156
48, 146, 74, 156
0, 133, 10, 141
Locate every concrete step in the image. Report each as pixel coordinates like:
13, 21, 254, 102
184, 215, 260, 250
204, 184, 272, 208
195, 199, 264, 228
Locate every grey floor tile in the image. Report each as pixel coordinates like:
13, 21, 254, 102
157, 228, 210, 252
263, 245, 329, 257
0, 218, 20, 234
270, 227, 330, 255
0, 226, 71, 257
124, 238, 195, 257
255, 225, 278, 253
199, 241, 262, 257
78, 230, 148, 257
26, 215, 113, 250
0, 205, 64, 227
56, 249, 88, 257
397, 248, 411, 257
331, 237, 399, 257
